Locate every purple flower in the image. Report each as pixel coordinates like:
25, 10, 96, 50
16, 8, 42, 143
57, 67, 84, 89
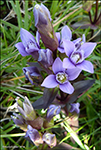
63, 40, 97, 73
11, 113, 27, 131
33, 4, 59, 51
25, 125, 43, 146
43, 132, 57, 148
47, 104, 61, 121
41, 57, 81, 94
70, 103, 80, 114
38, 49, 53, 67
56, 25, 72, 53
16, 96, 36, 120
23, 66, 41, 85
15, 28, 40, 58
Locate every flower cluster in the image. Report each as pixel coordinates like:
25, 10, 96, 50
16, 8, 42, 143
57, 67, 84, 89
13, 3, 97, 148
11, 97, 60, 147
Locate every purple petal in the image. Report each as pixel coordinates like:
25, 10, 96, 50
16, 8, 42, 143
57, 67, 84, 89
17, 105, 25, 117
63, 40, 75, 57
58, 47, 65, 53
61, 25, 72, 40
82, 34, 86, 43
73, 38, 81, 45
36, 31, 40, 46
41, 3, 52, 21
41, 75, 58, 88
80, 42, 97, 58
27, 125, 40, 142
77, 60, 94, 73
59, 82, 74, 94
15, 42, 29, 56
55, 32, 60, 43
52, 57, 64, 74
63, 58, 75, 69
20, 28, 36, 47
70, 103, 80, 114
66, 68, 81, 81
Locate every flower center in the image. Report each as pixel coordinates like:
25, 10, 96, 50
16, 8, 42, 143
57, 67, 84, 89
71, 53, 81, 63
26, 41, 37, 50
70, 50, 84, 65
56, 72, 68, 84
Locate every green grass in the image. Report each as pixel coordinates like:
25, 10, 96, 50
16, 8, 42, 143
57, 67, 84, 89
1, 0, 101, 149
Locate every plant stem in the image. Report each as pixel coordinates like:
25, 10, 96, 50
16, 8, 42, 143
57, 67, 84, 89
94, 0, 98, 24
88, 11, 92, 24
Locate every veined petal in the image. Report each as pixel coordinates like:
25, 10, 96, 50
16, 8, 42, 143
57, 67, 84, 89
66, 68, 81, 81
63, 40, 75, 57
15, 42, 29, 56
63, 58, 75, 69
59, 82, 74, 94
41, 75, 58, 88
61, 25, 72, 40
80, 42, 97, 58
77, 60, 94, 73
20, 28, 36, 47
52, 57, 64, 74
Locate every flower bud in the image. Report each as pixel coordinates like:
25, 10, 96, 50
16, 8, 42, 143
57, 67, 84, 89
33, 4, 59, 51
38, 49, 53, 67
11, 113, 27, 131
16, 97, 36, 120
23, 66, 41, 85
47, 104, 61, 121
25, 125, 43, 146
43, 132, 57, 148
70, 103, 80, 114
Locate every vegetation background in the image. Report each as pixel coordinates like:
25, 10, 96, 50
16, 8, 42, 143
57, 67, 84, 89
0, 0, 101, 149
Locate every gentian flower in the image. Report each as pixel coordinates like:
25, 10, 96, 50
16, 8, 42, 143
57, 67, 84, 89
15, 28, 40, 59
41, 57, 81, 94
70, 103, 80, 114
25, 125, 43, 146
47, 104, 61, 121
11, 113, 27, 131
63, 40, 97, 73
43, 132, 57, 148
33, 4, 59, 51
38, 49, 53, 67
56, 25, 72, 53
23, 66, 41, 85
16, 96, 36, 120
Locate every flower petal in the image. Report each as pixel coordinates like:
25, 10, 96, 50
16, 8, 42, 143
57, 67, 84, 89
52, 57, 65, 74
15, 42, 29, 56
77, 60, 94, 73
63, 58, 75, 69
41, 75, 58, 88
41, 3, 52, 21
61, 25, 72, 40
59, 82, 74, 94
58, 47, 65, 53
73, 38, 81, 45
36, 31, 40, 46
66, 68, 81, 81
63, 40, 75, 57
80, 42, 97, 58
55, 32, 60, 43
20, 28, 36, 47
